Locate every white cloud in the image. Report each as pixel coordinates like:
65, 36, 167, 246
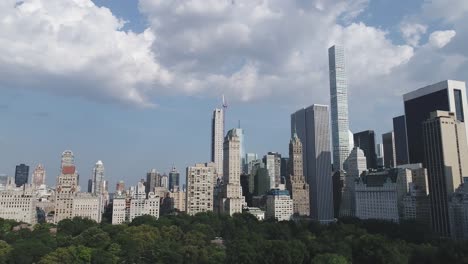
428, 30, 457, 48
400, 23, 427, 47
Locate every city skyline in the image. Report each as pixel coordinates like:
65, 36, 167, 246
1, 0, 468, 191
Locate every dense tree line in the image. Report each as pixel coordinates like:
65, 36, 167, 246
0, 213, 468, 263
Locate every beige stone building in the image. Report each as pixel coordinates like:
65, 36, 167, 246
170, 186, 186, 212
423, 111, 468, 237
286, 132, 310, 216
186, 163, 215, 215
72, 193, 101, 223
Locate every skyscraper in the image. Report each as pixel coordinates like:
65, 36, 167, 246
244, 153, 258, 174
146, 169, 160, 196
233, 127, 245, 172
186, 163, 215, 215
354, 130, 377, 169
376, 143, 384, 167
32, 164, 46, 186
291, 105, 334, 222
263, 152, 281, 187
286, 132, 310, 216
92, 160, 105, 196
329, 45, 350, 171
422, 111, 468, 237
55, 150, 79, 223
393, 115, 409, 165
115, 181, 125, 193
404, 80, 468, 164
211, 98, 226, 177
219, 129, 244, 216
169, 166, 180, 191
14, 164, 29, 187
382, 132, 396, 168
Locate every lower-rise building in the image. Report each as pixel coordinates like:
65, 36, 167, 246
243, 207, 265, 220
0, 187, 37, 224
266, 185, 293, 221
169, 186, 186, 212
129, 193, 160, 221
112, 196, 127, 225
72, 193, 102, 223
449, 184, 468, 240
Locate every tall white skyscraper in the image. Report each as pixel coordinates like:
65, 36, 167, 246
211, 108, 224, 177
92, 161, 105, 196
329, 45, 350, 171
233, 127, 245, 172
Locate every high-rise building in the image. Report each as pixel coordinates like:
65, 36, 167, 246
340, 147, 367, 217
32, 164, 46, 186
14, 164, 29, 187
160, 174, 169, 190
354, 130, 377, 169
0, 186, 36, 224
291, 105, 334, 222
55, 150, 80, 223
393, 115, 409, 165
286, 132, 310, 216
233, 127, 245, 172
211, 108, 224, 177
91, 160, 105, 196
252, 161, 270, 196
280, 157, 289, 184
404, 80, 468, 164
422, 111, 468, 237
329, 45, 350, 172
169, 186, 186, 212
244, 153, 258, 174
219, 129, 244, 215
382, 132, 396, 168
376, 143, 384, 167
146, 169, 160, 195
263, 152, 281, 188
449, 184, 468, 240
168, 166, 180, 191
72, 193, 102, 223
186, 163, 216, 215
399, 164, 430, 225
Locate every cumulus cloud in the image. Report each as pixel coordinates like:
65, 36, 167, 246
0, 0, 417, 107
428, 30, 457, 48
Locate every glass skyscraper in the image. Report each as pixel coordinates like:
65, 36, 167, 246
329, 45, 350, 171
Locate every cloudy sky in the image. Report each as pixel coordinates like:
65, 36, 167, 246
0, 0, 467, 190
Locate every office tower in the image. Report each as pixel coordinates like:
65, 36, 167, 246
87, 179, 93, 193
244, 153, 258, 174
146, 169, 160, 195
219, 129, 244, 215
332, 170, 345, 218
340, 147, 367, 217
31, 164, 46, 186
186, 163, 215, 215
404, 80, 468, 164
382, 132, 396, 168
329, 45, 350, 171
280, 157, 289, 183
266, 185, 294, 221
400, 164, 430, 225
160, 174, 169, 189
376, 143, 384, 167
291, 104, 334, 222
354, 130, 377, 169
14, 164, 29, 187
422, 111, 468, 237
240, 174, 252, 206
233, 127, 245, 172
168, 166, 180, 191
263, 152, 281, 187
116, 181, 125, 193
91, 160, 105, 196
449, 184, 468, 240
252, 161, 270, 196
286, 132, 310, 216
55, 150, 79, 223
393, 115, 409, 165
211, 107, 225, 177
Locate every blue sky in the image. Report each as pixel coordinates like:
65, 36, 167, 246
0, 0, 467, 191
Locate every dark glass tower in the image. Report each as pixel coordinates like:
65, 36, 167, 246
393, 115, 409, 165
15, 163, 29, 187
353, 130, 377, 169
169, 166, 180, 191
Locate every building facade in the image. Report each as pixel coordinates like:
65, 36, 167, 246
393, 115, 409, 165
263, 152, 281, 188
146, 169, 160, 196
422, 111, 468, 237
169, 166, 180, 191
32, 164, 46, 186
14, 164, 29, 187
55, 151, 79, 224
382, 131, 396, 168
211, 108, 224, 177
91, 161, 105, 196
329, 45, 350, 172
219, 129, 244, 216
266, 186, 293, 221
286, 132, 310, 216
72, 193, 101, 223
186, 163, 215, 215
340, 147, 367, 217
129, 193, 160, 221
0, 187, 36, 224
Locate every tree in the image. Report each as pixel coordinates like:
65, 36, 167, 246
312, 253, 348, 264
39, 245, 92, 264
0, 240, 12, 264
